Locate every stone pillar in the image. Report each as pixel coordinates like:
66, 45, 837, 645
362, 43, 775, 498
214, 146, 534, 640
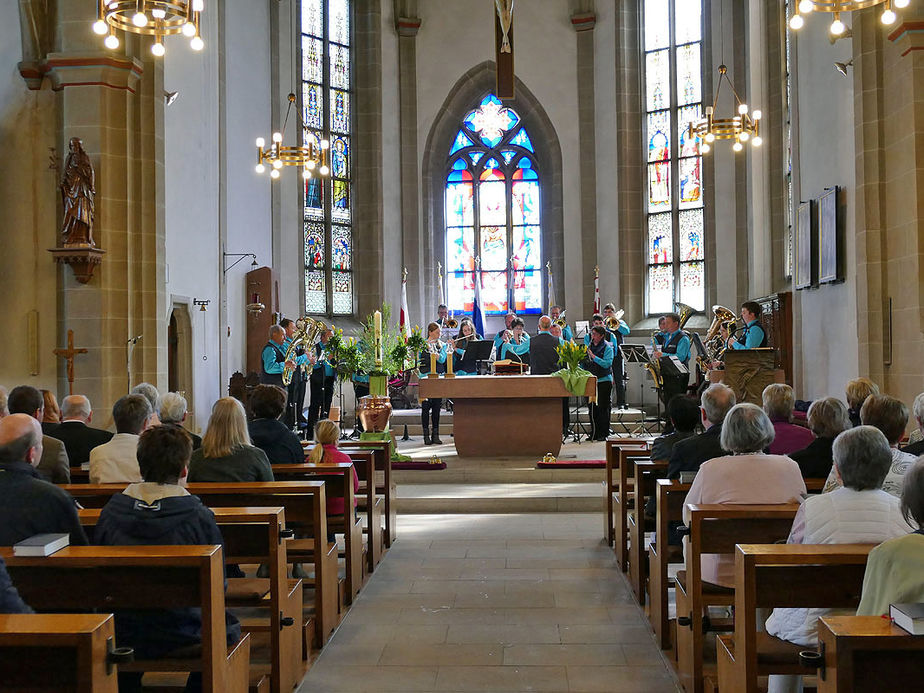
572, 9, 598, 316
45, 3, 167, 425
395, 7, 423, 323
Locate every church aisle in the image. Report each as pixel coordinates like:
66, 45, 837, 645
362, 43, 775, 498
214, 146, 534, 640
298, 513, 680, 692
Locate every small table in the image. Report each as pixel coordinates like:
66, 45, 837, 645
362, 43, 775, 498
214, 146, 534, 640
418, 374, 596, 457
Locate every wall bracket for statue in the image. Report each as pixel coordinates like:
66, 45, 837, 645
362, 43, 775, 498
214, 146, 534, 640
48, 137, 106, 284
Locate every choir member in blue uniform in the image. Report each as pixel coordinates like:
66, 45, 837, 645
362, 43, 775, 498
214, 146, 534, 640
602, 303, 631, 409
281, 318, 313, 429
722, 301, 768, 350
419, 322, 447, 445
261, 326, 292, 388
584, 326, 616, 441
654, 312, 692, 419
306, 328, 336, 433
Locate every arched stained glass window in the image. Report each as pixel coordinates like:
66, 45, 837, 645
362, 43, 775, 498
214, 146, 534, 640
445, 94, 542, 315
301, 0, 353, 315
643, 0, 706, 314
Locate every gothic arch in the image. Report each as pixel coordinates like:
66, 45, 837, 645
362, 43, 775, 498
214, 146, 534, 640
422, 61, 564, 317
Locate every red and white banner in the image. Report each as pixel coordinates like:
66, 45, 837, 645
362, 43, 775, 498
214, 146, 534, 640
399, 268, 410, 337
593, 265, 600, 314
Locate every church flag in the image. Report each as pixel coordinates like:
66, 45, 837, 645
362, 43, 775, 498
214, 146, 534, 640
593, 265, 600, 314
399, 268, 410, 338
473, 261, 486, 339
546, 261, 555, 311
437, 261, 445, 308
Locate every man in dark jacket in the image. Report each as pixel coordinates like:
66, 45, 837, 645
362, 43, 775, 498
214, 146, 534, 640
666, 383, 736, 480
0, 557, 32, 614
528, 316, 563, 375
6, 385, 70, 483
651, 395, 700, 462
94, 425, 241, 693
247, 385, 305, 464
0, 414, 87, 547
50, 395, 114, 467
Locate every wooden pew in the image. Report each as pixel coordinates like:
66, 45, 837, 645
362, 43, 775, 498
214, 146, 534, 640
675, 504, 799, 693
604, 438, 649, 546
2, 545, 251, 693
648, 478, 692, 651
810, 615, 924, 692
61, 481, 338, 649
613, 446, 652, 571
270, 462, 365, 603
627, 459, 668, 605
339, 439, 395, 548
0, 613, 128, 692
79, 506, 300, 693
715, 544, 873, 693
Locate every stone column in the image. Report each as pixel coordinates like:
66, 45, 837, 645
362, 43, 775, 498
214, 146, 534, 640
572, 9, 598, 316
395, 7, 423, 323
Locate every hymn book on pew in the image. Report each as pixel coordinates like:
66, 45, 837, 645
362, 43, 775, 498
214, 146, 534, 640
890, 603, 924, 635
13, 533, 70, 556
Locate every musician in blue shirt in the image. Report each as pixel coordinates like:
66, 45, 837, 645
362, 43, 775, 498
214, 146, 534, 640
261, 326, 293, 388
654, 312, 691, 422
493, 312, 518, 353
306, 328, 335, 432
584, 326, 615, 441
499, 318, 530, 362
281, 318, 313, 429
450, 319, 481, 375
722, 301, 768, 350
550, 305, 573, 342
419, 322, 448, 445
603, 303, 631, 409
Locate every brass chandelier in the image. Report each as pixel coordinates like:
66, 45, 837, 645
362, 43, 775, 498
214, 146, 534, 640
690, 65, 762, 154
789, 0, 912, 33
92, 1, 205, 56
255, 93, 330, 181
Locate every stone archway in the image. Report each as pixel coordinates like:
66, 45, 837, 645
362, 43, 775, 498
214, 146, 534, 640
167, 301, 194, 424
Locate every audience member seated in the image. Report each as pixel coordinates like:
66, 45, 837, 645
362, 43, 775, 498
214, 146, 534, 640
89, 394, 152, 484
248, 385, 304, 465
160, 392, 202, 450
0, 556, 32, 614
94, 425, 241, 693
683, 403, 806, 587
188, 398, 274, 482
130, 382, 162, 427
764, 426, 912, 693
788, 397, 851, 479
0, 414, 87, 546
763, 384, 814, 455
51, 395, 113, 468
7, 385, 70, 483
40, 389, 61, 433
823, 394, 916, 498
845, 376, 879, 428
651, 395, 700, 462
857, 457, 924, 616
0, 386, 8, 417
307, 419, 360, 518
666, 383, 736, 480
901, 392, 924, 456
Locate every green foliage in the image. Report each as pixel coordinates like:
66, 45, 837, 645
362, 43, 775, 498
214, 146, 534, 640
360, 303, 408, 377
556, 340, 587, 372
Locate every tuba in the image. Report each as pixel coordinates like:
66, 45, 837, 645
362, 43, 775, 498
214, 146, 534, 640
282, 317, 327, 386
702, 305, 737, 364
675, 302, 696, 331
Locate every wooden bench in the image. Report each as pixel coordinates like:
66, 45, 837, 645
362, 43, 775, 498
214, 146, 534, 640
79, 506, 300, 693
810, 615, 924, 692
333, 439, 396, 548
715, 544, 873, 693
648, 478, 692, 651
627, 459, 669, 605
604, 438, 650, 547
0, 613, 129, 692
2, 545, 251, 693
675, 504, 799, 693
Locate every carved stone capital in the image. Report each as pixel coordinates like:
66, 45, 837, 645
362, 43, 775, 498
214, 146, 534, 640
396, 16, 421, 37
571, 12, 596, 32
48, 246, 107, 284
44, 53, 144, 93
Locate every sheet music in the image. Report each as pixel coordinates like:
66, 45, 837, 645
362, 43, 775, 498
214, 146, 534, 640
668, 355, 688, 374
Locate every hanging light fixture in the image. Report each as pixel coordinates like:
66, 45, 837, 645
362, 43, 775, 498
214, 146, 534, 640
689, 65, 762, 154
93, 1, 205, 56
255, 93, 330, 181
789, 1, 912, 34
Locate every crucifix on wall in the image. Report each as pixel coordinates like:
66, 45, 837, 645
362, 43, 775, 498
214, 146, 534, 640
53, 329, 88, 395
495, 0, 515, 99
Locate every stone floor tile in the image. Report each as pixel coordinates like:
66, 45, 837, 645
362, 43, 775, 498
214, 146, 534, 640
434, 665, 569, 692
297, 663, 438, 692
558, 624, 656, 644
503, 643, 628, 666
410, 579, 507, 595
445, 624, 562, 644
565, 665, 680, 692
453, 590, 556, 608
379, 642, 503, 666
397, 606, 509, 625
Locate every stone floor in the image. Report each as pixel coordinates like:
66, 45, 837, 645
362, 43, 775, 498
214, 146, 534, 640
297, 513, 680, 692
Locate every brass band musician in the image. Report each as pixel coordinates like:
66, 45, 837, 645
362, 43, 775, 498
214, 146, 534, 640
602, 303, 630, 409
418, 322, 448, 445
549, 305, 572, 341
499, 317, 530, 362
721, 301, 768, 351
653, 312, 691, 415
449, 318, 481, 375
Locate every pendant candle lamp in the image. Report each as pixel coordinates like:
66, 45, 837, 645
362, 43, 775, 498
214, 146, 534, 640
689, 65, 762, 154
788, 0, 912, 34
255, 93, 330, 181
92, 1, 205, 56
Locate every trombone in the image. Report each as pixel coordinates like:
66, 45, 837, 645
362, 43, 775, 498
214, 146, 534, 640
553, 309, 568, 328
604, 309, 625, 332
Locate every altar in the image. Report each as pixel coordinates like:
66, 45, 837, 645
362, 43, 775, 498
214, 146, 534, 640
418, 374, 597, 458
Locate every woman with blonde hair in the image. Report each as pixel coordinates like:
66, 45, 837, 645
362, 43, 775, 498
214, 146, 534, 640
40, 389, 61, 433
845, 377, 879, 428
308, 419, 359, 517
188, 397, 274, 482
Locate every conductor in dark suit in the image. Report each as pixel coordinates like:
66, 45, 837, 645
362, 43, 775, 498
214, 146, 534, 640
666, 383, 736, 480
49, 395, 113, 467
529, 316, 563, 375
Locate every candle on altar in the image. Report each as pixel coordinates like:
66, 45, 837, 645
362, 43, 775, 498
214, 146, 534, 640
430, 351, 437, 375
446, 347, 454, 377
373, 310, 382, 366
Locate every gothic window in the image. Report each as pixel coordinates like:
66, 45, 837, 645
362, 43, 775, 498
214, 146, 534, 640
445, 94, 542, 315
301, 0, 353, 315
643, 0, 706, 314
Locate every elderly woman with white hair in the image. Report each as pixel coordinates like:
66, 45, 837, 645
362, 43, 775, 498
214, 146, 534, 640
900, 392, 924, 456
764, 426, 911, 693
159, 392, 202, 450
683, 403, 807, 587
131, 382, 162, 427
788, 397, 852, 479
763, 383, 814, 455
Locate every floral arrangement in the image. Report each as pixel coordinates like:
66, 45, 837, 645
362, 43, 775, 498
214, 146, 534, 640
356, 304, 409, 378
556, 340, 587, 372
325, 328, 363, 382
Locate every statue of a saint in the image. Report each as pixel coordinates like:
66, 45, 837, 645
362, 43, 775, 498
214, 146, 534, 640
60, 137, 96, 247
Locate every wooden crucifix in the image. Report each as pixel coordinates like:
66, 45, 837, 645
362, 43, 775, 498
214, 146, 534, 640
53, 329, 88, 395
495, 0, 515, 99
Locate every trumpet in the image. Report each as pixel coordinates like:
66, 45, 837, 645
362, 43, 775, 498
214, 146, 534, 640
604, 309, 625, 331
553, 309, 568, 328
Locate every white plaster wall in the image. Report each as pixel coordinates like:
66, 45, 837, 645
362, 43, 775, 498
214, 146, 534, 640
792, 19, 858, 399
0, 4, 59, 392
415, 0, 581, 326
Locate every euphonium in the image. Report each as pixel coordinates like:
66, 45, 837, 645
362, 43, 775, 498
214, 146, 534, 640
282, 317, 327, 386
553, 309, 568, 328
704, 305, 736, 344
675, 302, 695, 331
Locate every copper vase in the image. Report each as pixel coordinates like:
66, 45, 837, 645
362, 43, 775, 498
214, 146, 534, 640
358, 395, 393, 433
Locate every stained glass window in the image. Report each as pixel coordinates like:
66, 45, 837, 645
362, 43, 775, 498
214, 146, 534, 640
301, 0, 352, 315
643, 0, 706, 313
444, 94, 543, 316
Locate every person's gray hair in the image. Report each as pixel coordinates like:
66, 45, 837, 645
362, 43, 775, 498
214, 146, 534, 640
701, 383, 736, 425
912, 393, 924, 429
900, 457, 924, 528
61, 395, 92, 421
762, 383, 796, 421
0, 385, 7, 417
832, 425, 892, 491
269, 325, 285, 339
160, 392, 189, 424
720, 403, 776, 453
806, 397, 851, 438
130, 383, 161, 413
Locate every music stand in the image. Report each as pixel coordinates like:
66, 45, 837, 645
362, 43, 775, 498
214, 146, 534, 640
619, 344, 664, 435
